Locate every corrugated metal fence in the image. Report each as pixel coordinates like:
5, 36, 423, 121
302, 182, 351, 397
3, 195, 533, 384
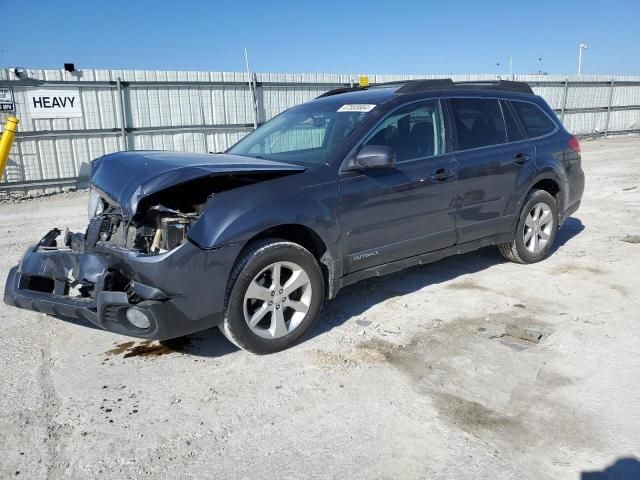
2, 68, 640, 191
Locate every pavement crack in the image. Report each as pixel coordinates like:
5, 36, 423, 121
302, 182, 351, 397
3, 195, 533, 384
39, 342, 70, 480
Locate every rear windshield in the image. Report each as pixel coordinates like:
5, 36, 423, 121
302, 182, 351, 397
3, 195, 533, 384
228, 103, 371, 165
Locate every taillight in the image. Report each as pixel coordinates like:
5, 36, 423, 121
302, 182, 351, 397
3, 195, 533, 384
568, 135, 581, 154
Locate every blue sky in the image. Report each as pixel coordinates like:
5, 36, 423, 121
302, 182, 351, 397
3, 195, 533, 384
2, 0, 639, 75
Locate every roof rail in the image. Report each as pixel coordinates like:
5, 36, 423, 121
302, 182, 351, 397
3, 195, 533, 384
456, 80, 534, 94
316, 86, 366, 98
368, 80, 417, 88
395, 79, 455, 94
315, 82, 409, 99
314, 79, 534, 99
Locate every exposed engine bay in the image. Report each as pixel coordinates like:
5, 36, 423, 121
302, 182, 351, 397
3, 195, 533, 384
79, 173, 285, 255
83, 206, 197, 254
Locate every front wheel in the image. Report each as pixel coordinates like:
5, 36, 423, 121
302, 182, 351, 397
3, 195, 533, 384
220, 239, 325, 354
499, 189, 559, 264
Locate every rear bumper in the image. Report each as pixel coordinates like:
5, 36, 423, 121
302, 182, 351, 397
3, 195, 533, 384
4, 238, 243, 340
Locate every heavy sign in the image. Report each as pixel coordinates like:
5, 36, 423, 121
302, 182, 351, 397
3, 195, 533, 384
0, 87, 14, 112
26, 88, 82, 118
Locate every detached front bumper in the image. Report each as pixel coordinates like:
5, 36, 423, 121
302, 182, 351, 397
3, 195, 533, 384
4, 235, 242, 340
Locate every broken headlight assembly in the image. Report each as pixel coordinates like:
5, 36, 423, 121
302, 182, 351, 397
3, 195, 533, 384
149, 215, 193, 253
83, 187, 203, 255
87, 187, 106, 219
83, 207, 199, 255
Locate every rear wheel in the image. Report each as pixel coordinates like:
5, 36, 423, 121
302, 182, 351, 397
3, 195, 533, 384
499, 189, 559, 264
220, 239, 324, 354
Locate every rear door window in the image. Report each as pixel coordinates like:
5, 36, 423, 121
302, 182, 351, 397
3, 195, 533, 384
511, 101, 557, 138
450, 98, 507, 150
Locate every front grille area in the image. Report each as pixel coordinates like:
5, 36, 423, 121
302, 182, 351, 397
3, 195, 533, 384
19, 275, 55, 293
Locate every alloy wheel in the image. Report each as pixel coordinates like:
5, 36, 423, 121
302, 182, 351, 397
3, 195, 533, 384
523, 202, 553, 254
242, 261, 313, 339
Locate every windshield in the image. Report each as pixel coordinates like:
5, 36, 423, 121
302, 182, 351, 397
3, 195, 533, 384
227, 102, 372, 165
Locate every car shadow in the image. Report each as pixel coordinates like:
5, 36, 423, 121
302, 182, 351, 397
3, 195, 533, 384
164, 216, 585, 357
581, 457, 640, 480
308, 245, 506, 341
307, 216, 585, 342
57, 217, 585, 358
173, 327, 240, 357
54, 313, 241, 358
552, 217, 585, 254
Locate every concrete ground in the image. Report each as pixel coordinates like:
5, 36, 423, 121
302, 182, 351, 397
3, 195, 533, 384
1, 137, 639, 480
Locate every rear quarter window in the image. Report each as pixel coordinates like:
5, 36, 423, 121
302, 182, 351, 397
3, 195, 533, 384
511, 101, 557, 138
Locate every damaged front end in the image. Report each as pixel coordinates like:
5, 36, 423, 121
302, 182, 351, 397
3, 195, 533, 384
4, 151, 305, 339
82, 185, 204, 256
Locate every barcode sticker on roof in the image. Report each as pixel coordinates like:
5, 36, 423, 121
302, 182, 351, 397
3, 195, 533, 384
337, 104, 376, 112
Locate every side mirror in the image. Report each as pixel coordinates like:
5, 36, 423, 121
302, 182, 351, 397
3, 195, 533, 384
355, 145, 396, 169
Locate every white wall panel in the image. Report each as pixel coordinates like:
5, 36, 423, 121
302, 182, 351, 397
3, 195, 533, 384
18, 140, 42, 182
609, 109, 640, 132
613, 85, 640, 107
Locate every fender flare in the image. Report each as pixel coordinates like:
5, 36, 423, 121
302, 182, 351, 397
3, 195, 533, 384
514, 169, 569, 226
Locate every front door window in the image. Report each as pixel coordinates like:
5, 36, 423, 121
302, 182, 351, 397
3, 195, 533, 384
362, 100, 444, 162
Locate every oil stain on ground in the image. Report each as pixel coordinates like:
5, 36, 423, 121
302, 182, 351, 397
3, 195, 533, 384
620, 234, 640, 244
551, 263, 606, 275
428, 391, 519, 432
352, 328, 525, 435
308, 311, 577, 443
550, 262, 627, 295
104, 341, 135, 355
104, 337, 193, 358
444, 278, 492, 292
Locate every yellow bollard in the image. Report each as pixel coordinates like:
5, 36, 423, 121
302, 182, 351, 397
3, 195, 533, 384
0, 116, 20, 180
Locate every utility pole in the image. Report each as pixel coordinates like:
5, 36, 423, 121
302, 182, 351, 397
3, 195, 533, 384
509, 56, 513, 80
578, 43, 588, 75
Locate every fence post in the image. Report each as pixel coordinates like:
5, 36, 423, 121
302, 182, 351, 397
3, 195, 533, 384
254, 73, 265, 126
604, 79, 615, 138
248, 72, 259, 129
560, 79, 569, 122
116, 77, 129, 150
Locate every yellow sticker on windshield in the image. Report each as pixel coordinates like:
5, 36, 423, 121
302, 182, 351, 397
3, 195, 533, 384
337, 104, 376, 113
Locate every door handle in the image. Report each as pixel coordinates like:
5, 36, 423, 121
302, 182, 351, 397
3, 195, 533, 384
513, 152, 530, 165
430, 168, 455, 181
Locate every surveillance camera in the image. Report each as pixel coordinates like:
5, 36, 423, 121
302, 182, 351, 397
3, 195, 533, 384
12, 67, 27, 80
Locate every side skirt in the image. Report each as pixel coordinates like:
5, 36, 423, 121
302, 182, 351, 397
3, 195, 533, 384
329, 232, 513, 297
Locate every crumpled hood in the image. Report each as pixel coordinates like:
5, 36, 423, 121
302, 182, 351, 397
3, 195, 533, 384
90, 151, 305, 218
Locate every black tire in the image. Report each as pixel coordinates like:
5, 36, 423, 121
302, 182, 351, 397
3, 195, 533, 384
499, 189, 559, 264
220, 238, 325, 354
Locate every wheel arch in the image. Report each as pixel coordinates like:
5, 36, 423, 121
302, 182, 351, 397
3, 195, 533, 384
531, 177, 561, 196
238, 223, 339, 300
517, 171, 569, 225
